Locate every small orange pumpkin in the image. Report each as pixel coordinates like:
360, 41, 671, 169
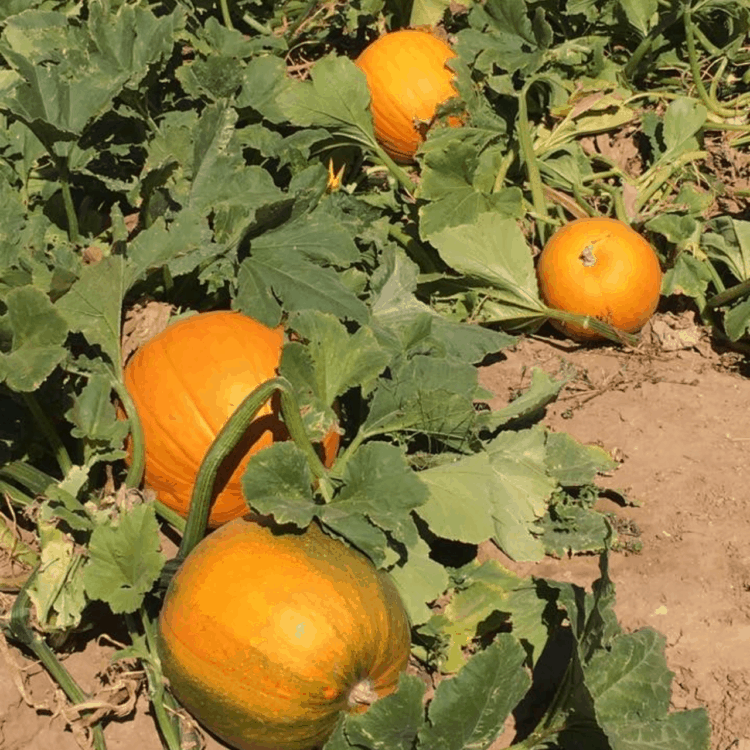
536, 217, 662, 341
158, 515, 411, 750
123, 311, 339, 527
355, 29, 462, 163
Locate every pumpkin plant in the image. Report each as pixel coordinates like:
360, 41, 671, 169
158, 514, 411, 750
355, 29, 462, 163
536, 217, 663, 341
122, 311, 339, 527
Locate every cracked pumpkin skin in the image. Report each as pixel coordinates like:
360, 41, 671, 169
536, 217, 662, 341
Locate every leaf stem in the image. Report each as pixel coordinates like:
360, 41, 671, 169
218, 0, 233, 30
21, 392, 73, 478
9, 570, 108, 750
517, 79, 549, 246
110, 378, 146, 490
136, 609, 184, 750
683, 8, 742, 119
707, 276, 750, 308
177, 377, 330, 562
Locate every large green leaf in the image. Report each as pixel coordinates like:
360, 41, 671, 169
0, 285, 68, 391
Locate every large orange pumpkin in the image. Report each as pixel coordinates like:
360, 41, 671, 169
355, 29, 461, 163
158, 515, 411, 750
123, 311, 339, 527
536, 217, 662, 341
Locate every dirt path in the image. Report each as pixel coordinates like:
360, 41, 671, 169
2, 312, 749, 749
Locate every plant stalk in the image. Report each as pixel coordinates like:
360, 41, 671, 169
177, 377, 331, 562
9, 570, 108, 750
517, 79, 549, 246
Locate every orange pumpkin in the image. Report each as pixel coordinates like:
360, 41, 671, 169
158, 515, 411, 750
123, 311, 339, 527
536, 217, 662, 341
355, 29, 462, 163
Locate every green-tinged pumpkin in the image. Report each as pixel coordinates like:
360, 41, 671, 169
355, 29, 462, 163
122, 311, 339, 527
158, 515, 411, 750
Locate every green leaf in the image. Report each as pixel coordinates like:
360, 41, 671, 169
389, 536, 450, 625
418, 428, 555, 560
479, 367, 564, 429
538, 501, 614, 557
0, 3, 182, 140
724, 297, 750, 342
418, 143, 523, 239
241, 442, 316, 527
329, 442, 428, 548
410, 0, 452, 27
361, 356, 479, 445
251, 209, 360, 267
545, 432, 618, 486
0, 285, 68, 391
237, 255, 369, 324
82, 503, 165, 614
618, 0, 659, 35
660, 98, 707, 162
328, 673, 426, 750
428, 212, 546, 322
660, 252, 712, 299
283, 311, 390, 405
55, 255, 127, 371
429, 559, 549, 671
275, 54, 377, 149
417, 635, 531, 750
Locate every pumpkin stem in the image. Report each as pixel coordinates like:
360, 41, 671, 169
347, 679, 380, 708
579, 244, 597, 267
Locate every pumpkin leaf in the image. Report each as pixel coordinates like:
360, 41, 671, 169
329, 442, 428, 550
360, 356, 479, 447
478, 367, 565, 430
27, 521, 87, 632
241, 442, 316, 528
283, 310, 390, 405
335, 673, 426, 750
82, 503, 165, 614
388, 536, 450, 625
417, 634, 531, 750
55, 255, 127, 372
237, 254, 370, 325
275, 54, 377, 150
0, 285, 68, 392
418, 428, 555, 561
545, 432, 618, 486
427, 559, 550, 672
417, 142, 524, 239
370, 246, 516, 362
428, 212, 547, 324
0, 2, 182, 140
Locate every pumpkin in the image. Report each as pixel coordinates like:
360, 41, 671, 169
355, 29, 461, 163
123, 311, 339, 527
158, 515, 411, 750
536, 217, 662, 341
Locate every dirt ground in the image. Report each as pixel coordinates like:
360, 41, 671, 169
2, 309, 749, 750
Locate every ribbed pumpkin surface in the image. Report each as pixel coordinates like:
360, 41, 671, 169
158, 516, 411, 750
536, 217, 662, 341
123, 311, 339, 527
356, 29, 461, 163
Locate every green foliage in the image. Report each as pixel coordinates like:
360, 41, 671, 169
0, 0, 731, 747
